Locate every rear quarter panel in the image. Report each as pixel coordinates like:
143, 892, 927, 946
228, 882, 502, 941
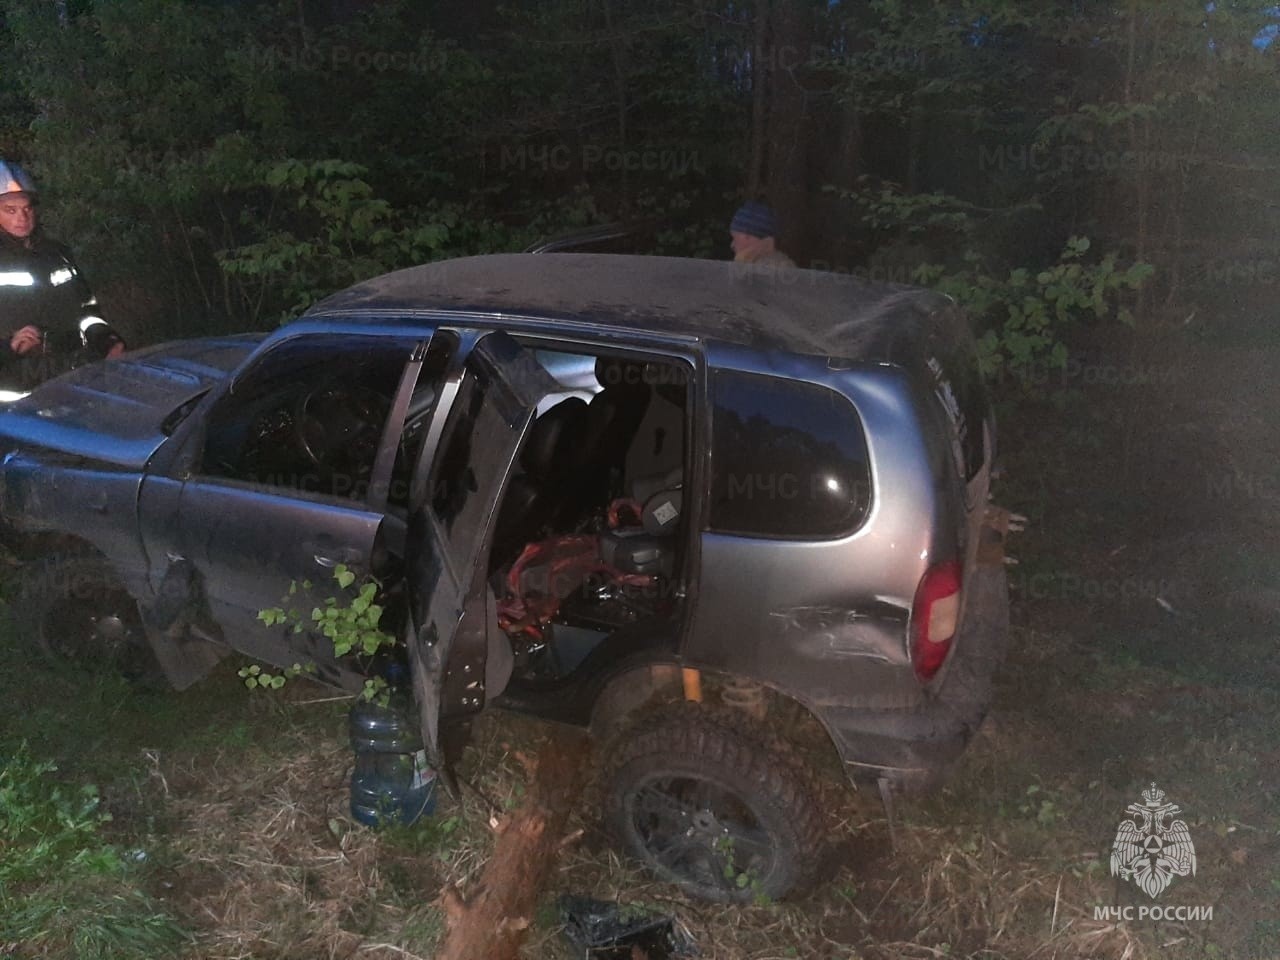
685, 351, 948, 707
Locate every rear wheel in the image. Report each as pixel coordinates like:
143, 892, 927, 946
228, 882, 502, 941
14, 554, 159, 681
603, 704, 825, 902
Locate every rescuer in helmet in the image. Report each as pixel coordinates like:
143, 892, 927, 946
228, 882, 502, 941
0, 159, 125, 394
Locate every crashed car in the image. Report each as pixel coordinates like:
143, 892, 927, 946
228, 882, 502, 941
0, 253, 1010, 902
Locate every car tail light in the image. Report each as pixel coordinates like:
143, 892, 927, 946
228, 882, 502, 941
910, 560, 962, 683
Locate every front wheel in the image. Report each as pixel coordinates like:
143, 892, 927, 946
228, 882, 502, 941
603, 704, 826, 902
13, 553, 160, 682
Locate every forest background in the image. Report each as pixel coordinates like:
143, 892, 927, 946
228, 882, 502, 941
2, 0, 1277, 379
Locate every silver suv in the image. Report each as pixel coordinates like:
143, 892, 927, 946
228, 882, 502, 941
0, 254, 1010, 902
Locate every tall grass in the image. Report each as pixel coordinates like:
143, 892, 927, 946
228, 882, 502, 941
0, 743, 187, 959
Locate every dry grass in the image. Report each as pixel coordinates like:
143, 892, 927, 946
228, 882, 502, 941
148, 694, 560, 960
541, 754, 1154, 960
134, 664, 1232, 960
161, 735, 397, 959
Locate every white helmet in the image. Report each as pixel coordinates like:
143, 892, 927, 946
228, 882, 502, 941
0, 160, 37, 197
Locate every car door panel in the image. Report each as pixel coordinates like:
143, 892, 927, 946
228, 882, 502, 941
173, 483, 388, 687
144, 333, 432, 688
406, 332, 557, 757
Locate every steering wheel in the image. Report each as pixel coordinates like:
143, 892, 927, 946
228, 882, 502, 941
295, 383, 388, 470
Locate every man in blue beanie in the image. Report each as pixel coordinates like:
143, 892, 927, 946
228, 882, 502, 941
729, 200, 795, 267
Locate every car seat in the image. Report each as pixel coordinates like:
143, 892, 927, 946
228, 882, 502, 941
578, 357, 653, 505
491, 396, 589, 564
599, 466, 683, 578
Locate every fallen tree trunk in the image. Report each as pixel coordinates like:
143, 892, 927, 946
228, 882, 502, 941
437, 727, 591, 960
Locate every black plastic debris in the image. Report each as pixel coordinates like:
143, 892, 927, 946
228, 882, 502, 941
558, 895, 698, 959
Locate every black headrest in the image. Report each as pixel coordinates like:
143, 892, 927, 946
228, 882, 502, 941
594, 356, 652, 395
520, 397, 588, 478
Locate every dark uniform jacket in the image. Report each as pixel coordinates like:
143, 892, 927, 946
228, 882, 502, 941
0, 229, 124, 390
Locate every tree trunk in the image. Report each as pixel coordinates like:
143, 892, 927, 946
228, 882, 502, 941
1123, 0, 1150, 321
601, 0, 631, 210
746, 0, 770, 198
436, 728, 591, 960
765, 0, 819, 263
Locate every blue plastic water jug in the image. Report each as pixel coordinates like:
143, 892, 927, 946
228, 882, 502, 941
348, 693, 437, 827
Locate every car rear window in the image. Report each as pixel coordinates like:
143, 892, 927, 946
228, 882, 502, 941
709, 371, 872, 538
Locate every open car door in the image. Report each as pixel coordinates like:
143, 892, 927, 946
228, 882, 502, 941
404, 331, 557, 762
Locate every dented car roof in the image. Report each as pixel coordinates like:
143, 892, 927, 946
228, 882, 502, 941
309, 254, 953, 362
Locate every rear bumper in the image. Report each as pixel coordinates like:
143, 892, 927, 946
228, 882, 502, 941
820, 560, 1010, 793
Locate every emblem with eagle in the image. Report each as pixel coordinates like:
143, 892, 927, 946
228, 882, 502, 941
1110, 783, 1196, 898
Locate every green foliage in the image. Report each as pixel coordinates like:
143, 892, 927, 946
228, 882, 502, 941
713, 834, 771, 905
848, 181, 1023, 235
235, 660, 312, 691
0, 744, 186, 957
830, 0, 1039, 128
381, 811, 465, 862
836, 175, 1153, 383
5, 0, 741, 338
218, 158, 511, 323
913, 237, 1154, 381
1016, 783, 1066, 827
0, 745, 113, 888
249, 565, 397, 698
3, 0, 1276, 353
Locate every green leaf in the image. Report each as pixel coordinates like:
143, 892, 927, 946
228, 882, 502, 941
265, 162, 291, 187
1125, 262, 1155, 285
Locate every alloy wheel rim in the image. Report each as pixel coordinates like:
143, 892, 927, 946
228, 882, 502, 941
626, 773, 777, 898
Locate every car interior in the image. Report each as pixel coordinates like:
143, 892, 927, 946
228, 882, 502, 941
197, 335, 451, 506
488, 348, 692, 684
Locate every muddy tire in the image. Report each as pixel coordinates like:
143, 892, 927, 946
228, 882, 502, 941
13, 553, 160, 682
603, 703, 825, 902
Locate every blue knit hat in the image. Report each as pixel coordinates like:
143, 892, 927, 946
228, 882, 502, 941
730, 201, 779, 239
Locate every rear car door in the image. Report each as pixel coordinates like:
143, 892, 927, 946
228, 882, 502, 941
141, 332, 443, 688
404, 332, 557, 759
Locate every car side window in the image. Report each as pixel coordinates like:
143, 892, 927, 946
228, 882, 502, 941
197, 334, 419, 501
710, 371, 872, 538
